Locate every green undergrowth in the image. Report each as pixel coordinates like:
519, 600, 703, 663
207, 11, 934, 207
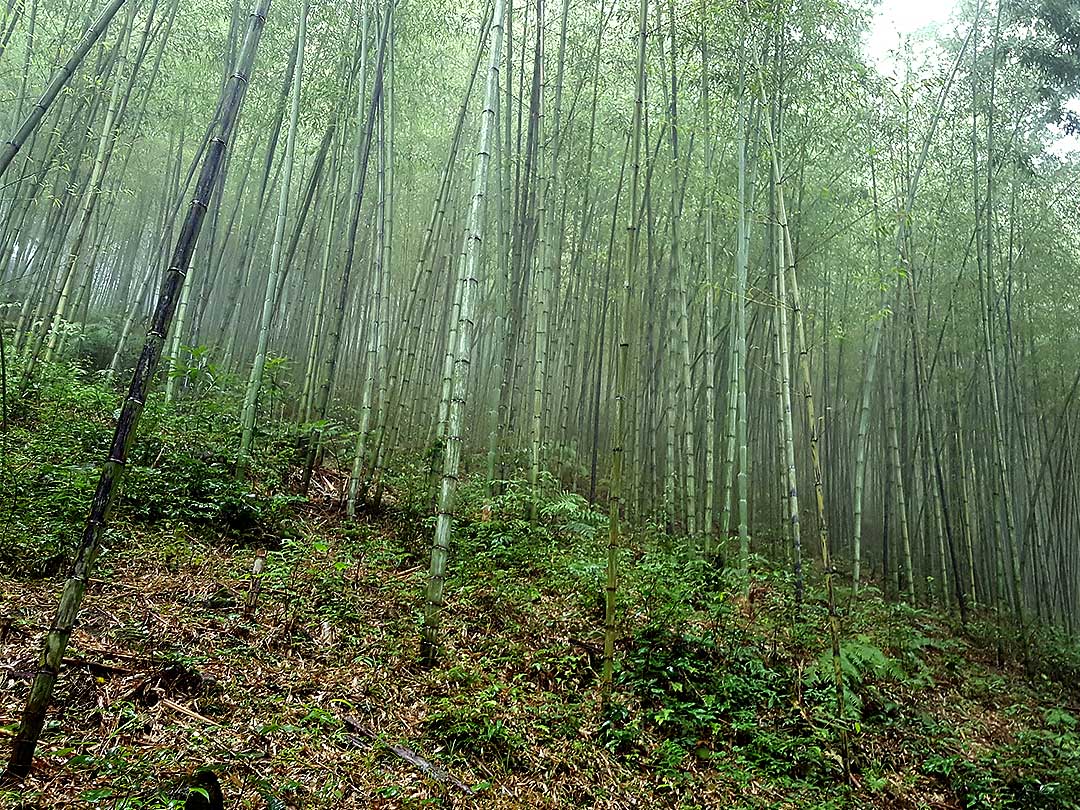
3, 363, 1080, 808
385, 466, 1080, 808
1, 359, 299, 576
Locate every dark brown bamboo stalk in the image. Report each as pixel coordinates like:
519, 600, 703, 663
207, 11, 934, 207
5, 0, 272, 778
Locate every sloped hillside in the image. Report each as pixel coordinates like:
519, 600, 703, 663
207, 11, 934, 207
2, 370, 1079, 808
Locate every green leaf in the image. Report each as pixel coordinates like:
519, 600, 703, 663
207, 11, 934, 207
82, 788, 115, 801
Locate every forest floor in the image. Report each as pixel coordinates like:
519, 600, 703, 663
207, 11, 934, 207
3, 490, 1080, 809
2, 370, 1080, 809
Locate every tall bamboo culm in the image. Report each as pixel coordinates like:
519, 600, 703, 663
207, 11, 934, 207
5, 0, 272, 778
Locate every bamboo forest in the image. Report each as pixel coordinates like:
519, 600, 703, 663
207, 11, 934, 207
2, 0, 1080, 805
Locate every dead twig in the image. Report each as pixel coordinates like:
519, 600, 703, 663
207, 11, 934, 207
61, 657, 135, 675
340, 714, 474, 796
160, 697, 219, 727
244, 549, 267, 619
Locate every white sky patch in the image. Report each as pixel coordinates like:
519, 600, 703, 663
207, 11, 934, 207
864, 0, 957, 77
865, 0, 1080, 157
1048, 99, 1080, 157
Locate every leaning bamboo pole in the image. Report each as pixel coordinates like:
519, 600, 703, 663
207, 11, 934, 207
6, 0, 272, 778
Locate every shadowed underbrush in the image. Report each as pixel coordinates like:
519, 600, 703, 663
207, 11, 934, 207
2, 365, 1079, 808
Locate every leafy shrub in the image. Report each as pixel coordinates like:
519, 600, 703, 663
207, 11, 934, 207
922, 753, 1002, 810
424, 690, 525, 771
1004, 722, 1080, 809
72, 316, 124, 371
1, 359, 297, 574
804, 635, 907, 721
621, 623, 781, 741
450, 474, 607, 573
1028, 625, 1080, 687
